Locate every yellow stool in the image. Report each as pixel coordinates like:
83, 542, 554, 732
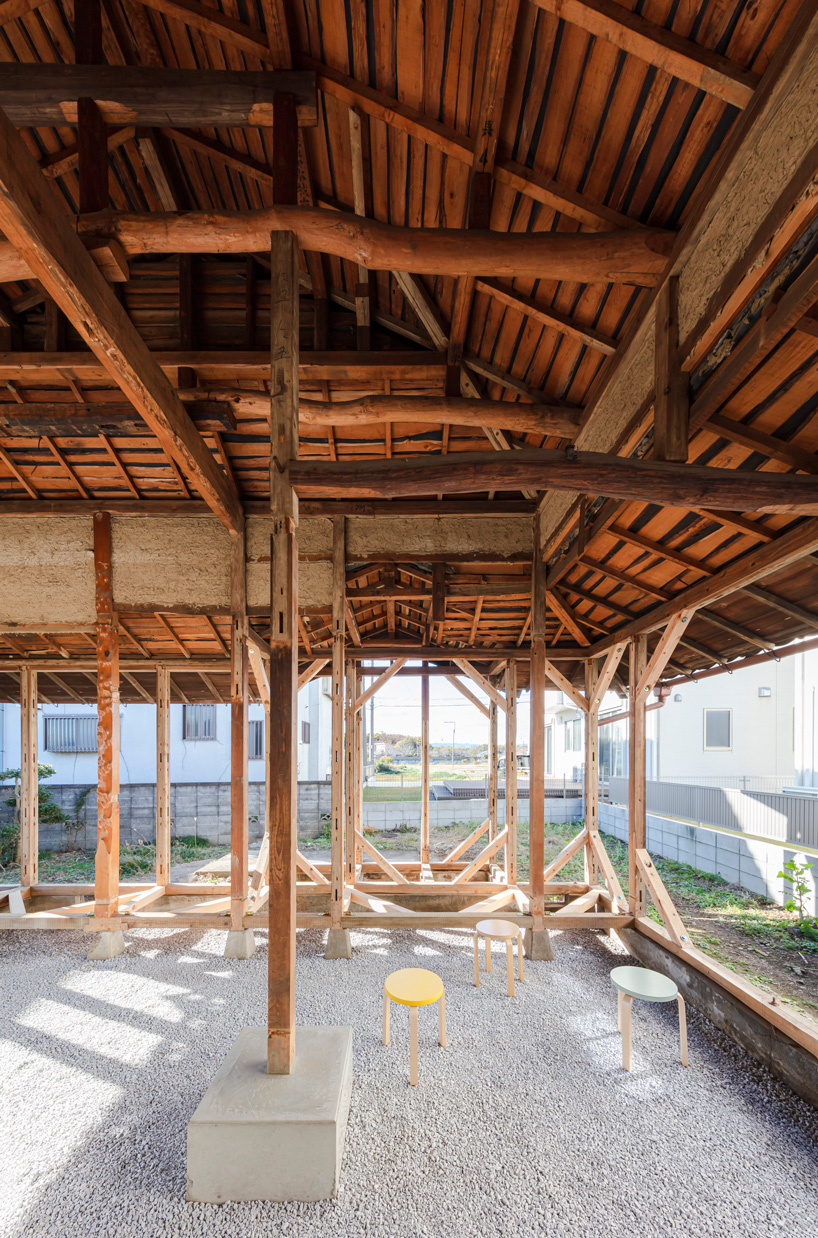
474, 918, 525, 996
382, 967, 446, 1085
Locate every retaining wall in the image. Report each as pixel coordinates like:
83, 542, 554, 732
360, 796, 584, 831
600, 802, 817, 915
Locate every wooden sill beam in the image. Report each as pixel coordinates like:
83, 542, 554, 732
0, 65, 318, 126
290, 449, 818, 513
529, 0, 757, 109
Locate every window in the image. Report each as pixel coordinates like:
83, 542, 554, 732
572, 718, 581, 752
704, 708, 732, 751
249, 719, 264, 761
563, 718, 582, 752
44, 715, 97, 753
320, 676, 332, 697
545, 725, 553, 775
301, 721, 311, 744
183, 704, 216, 740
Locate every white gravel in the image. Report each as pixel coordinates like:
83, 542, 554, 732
1, 925, 816, 1238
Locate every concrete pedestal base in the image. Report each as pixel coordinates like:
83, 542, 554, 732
224, 928, 256, 959
187, 1026, 353, 1203
524, 927, 555, 961
87, 930, 125, 960
324, 927, 352, 959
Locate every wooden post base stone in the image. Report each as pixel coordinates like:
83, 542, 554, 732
523, 927, 555, 961
224, 928, 256, 960
87, 929, 125, 960
324, 928, 352, 959
187, 1026, 353, 1202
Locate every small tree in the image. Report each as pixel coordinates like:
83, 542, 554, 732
65, 785, 95, 852
779, 858, 816, 925
0, 763, 69, 866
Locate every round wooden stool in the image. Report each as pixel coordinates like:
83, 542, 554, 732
382, 967, 446, 1085
473, 918, 524, 997
611, 965, 688, 1071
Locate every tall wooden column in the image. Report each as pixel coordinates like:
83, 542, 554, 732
505, 662, 517, 885
353, 669, 363, 867
230, 534, 250, 933
628, 635, 648, 917
488, 698, 498, 843
325, 517, 351, 957
155, 667, 171, 886
93, 511, 120, 920
19, 666, 38, 888
526, 521, 553, 958
584, 658, 599, 886
267, 213, 299, 1073
420, 673, 430, 865
344, 658, 355, 884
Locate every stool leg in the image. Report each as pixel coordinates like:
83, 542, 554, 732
517, 931, 524, 982
474, 934, 480, 987
409, 1006, 419, 1085
677, 994, 688, 1067
621, 995, 633, 1071
506, 939, 514, 997
438, 991, 446, 1047
485, 938, 491, 973
617, 988, 623, 1032
382, 988, 390, 1046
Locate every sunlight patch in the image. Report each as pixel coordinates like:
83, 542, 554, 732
18, 999, 163, 1065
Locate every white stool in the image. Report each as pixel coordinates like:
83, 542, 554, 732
473, 918, 524, 996
611, 965, 688, 1071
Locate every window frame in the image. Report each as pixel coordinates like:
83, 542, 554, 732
43, 714, 98, 753
248, 718, 264, 761
703, 707, 732, 752
182, 704, 217, 741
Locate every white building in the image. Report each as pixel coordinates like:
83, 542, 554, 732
0, 676, 334, 785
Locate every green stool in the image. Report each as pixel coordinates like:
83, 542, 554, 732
610, 965, 688, 1071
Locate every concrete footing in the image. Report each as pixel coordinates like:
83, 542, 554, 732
187, 1026, 353, 1202
324, 928, 352, 959
87, 930, 125, 960
524, 927, 555, 961
224, 929, 256, 960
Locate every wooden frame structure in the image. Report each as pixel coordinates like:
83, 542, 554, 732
1, 0, 818, 1073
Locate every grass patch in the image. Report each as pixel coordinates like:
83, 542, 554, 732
0, 838, 217, 883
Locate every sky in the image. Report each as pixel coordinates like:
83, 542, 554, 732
364, 668, 532, 745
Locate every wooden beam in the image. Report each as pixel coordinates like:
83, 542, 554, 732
0, 65, 318, 126
230, 535, 249, 931
298, 395, 581, 437
155, 667, 171, 886
297, 658, 329, 691
635, 848, 689, 948
93, 512, 119, 919
636, 610, 695, 698
654, 277, 688, 463
529, 0, 756, 109
703, 414, 818, 475
355, 658, 407, 712
330, 517, 345, 934
628, 635, 647, 918
0, 211, 670, 285
420, 674, 430, 866
0, 108, 243, 534
443, 673, 490, 719
290, 448, 818, 511
451, 658, 507, 712
505, 660, 518, 885
547, 587, 591, 646
529, 515, 548, 933
589, 643, 626, 711
19, 666, 37, 888
543, 657, 589, 713
267, 223, 299, 1075
474, 278, 617, 355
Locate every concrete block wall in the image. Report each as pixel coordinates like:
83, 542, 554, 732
599, 802, 817, 915
360, 796, 585, 832
18, 780, 332, 849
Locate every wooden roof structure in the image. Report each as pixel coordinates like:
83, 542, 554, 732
1, 0, 818, 696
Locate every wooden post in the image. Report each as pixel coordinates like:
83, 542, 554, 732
584, 658, 599, 886
344, 657, 355, 884
155, 666, 171, 886
505, 661, 517, 886
526, 519, 553, 959
329, 516, 345, 931
230, 534, 250, 933
628, 634, 648, 917
93, 511, 120, 920
654, 276, 689, 463
488, 698, 498, 842
420, 673, 430, 864
19, 666, 38, 888
267, 221, 298, 1075
354, 666, 363, 867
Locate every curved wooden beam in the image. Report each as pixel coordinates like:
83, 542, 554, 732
290, 447, 818, 513
298, 396, 580, 436
0, 210, 673, 285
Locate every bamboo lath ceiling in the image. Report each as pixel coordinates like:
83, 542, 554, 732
1, 0, 818, 686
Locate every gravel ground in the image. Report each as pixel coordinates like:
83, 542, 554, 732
1, 925, 816, 1238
